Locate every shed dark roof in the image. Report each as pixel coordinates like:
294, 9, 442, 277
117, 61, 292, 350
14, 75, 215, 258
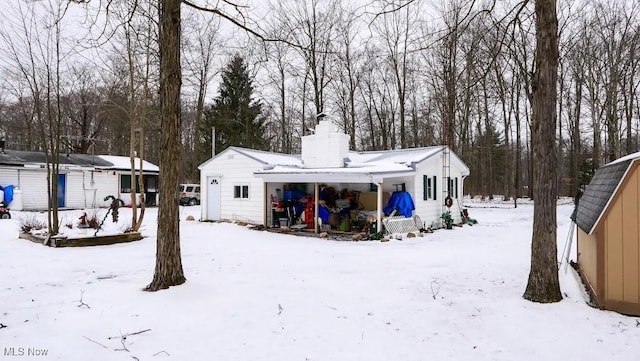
0, 149, 113, 167
574, 160, 631, 234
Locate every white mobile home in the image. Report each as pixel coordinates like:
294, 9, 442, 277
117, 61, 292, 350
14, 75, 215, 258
0, 150, 159, 210
199, 119, 470, 232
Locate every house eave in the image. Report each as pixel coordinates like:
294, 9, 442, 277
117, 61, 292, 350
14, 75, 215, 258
254, 170, 415, 184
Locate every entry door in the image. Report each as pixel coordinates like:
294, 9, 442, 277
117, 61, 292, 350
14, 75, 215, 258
207, 176, 221, 220
57, 174, 66, 208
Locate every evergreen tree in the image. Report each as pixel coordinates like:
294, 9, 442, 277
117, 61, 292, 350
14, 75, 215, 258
202, 55, 268, 157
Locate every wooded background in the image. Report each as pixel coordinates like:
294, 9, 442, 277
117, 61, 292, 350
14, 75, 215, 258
0, 0, 637, 199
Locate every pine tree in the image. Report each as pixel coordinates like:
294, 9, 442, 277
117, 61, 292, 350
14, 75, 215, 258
203, 55, 268, 157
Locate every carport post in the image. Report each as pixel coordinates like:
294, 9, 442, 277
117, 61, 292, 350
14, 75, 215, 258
376, 182, 382, 234
314, 182, 319, 233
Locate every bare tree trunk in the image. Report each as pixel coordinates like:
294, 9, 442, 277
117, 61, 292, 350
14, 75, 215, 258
126, 20, 140, 227
146, 0, 186, 291
570, 67, 583, 196
515, 75, 522, 207
482, 80, 494, 197
524, 0, 562, 303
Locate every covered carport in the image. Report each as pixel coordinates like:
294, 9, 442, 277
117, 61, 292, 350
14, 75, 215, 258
255, 163, 414, 234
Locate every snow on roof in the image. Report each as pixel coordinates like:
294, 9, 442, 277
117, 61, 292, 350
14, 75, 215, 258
607, 151, 640, 165
202, 145, 469, 179
255, 148, 446, 176
256, 162, 413, 175
97, 155, 159, 172
232, 147, 302, 167
354, 146, 443, 164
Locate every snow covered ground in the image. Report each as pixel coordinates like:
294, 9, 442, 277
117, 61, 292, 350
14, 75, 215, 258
1, 202, 638, 361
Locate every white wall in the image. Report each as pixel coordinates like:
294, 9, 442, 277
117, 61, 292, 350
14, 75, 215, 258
18, 169, 49, 210
94, 171, 120, 207
200, 149, 266, 223
0, 168, 19, 186
67, 170, 119, 208
0, 167, 120, 211
413, 154, 466, 228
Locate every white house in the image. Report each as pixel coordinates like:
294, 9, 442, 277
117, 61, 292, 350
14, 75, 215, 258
198, 119, 470, 232
0, 150, 159, 210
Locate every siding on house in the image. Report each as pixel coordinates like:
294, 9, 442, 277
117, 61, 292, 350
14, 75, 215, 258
0, 151, 157, 211
201, 149, 266, 223
94, 171, 120, 206
602, 165, 640, 305
0, 168, 20, 186
65, 170, 119, 209
19, 170, 49, 210
577, 159, 640, 315
413, 155, 465, 227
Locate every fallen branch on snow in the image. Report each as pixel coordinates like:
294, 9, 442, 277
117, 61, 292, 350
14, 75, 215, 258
77, 290, 90, 309
83, 336, 107, 349
108, 329, 152, 352
430, 279, 441, 300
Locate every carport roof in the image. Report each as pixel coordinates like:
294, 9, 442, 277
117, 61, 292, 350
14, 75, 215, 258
255, 162, 415, 183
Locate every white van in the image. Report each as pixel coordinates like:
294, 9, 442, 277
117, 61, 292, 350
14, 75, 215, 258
179, 184, 201, 206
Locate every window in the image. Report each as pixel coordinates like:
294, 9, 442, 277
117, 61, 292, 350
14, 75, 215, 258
195, 186, 201, 193
121, 174, 139, 193
147, 176, 157, 192
423, 175, 433, 201
186, 186, 194, 192
234, 185, 249, 199
446, 177, 459, 198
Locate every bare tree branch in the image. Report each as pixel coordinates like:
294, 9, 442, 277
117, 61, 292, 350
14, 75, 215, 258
181, 0, 306, 50
83, 336, 108, 349
369, 0, 420, 23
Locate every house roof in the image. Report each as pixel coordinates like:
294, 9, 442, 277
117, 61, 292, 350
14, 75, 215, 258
0, 149, 113, 167
97, 155, 159, 172
254, 146, 469, 183
349, 146, 470, 176
199, 145, 469, 183
198, 146, 301, 170
0, 149, 159, 172
574, 157, 635, 234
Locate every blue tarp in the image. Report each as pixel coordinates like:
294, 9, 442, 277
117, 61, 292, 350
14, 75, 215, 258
318, 206, 330, 224
383, 191, 415, 217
